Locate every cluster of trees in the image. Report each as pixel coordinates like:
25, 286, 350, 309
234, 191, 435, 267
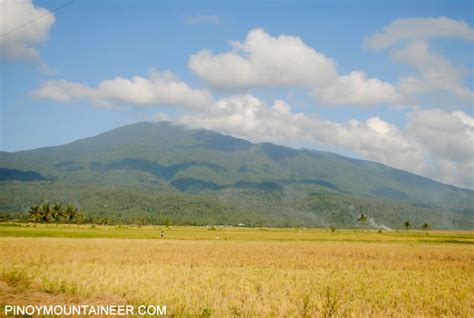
28, 201, 82, 227
0, 180, 469, 229
357, 213, 430, 232
402, 220, 431, 232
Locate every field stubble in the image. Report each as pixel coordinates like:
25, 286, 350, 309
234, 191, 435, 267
0, 226, 473, 317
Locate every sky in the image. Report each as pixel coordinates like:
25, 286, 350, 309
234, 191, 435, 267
0, 0, 473, 189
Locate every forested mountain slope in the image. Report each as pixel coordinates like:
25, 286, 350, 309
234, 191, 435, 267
0, 122, 472, 229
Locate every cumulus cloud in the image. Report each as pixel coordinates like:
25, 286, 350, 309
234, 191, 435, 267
179, 95, 314, 144
189, 28, 338, 90
25, 22, 473, 187
177, 94, 473, 188
412, 109, 474, 163
178, 94, 423, 174
314, 71, 401, 106
0, 0, 55, 62
30, 71, 213, 109
30, 80, 92, 102
189, 28, 399, 107
365, 16, 474, 50
332, 117, 426, 173
407, 109, 474, 187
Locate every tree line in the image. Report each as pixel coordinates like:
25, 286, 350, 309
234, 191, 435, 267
23, 201, 432, 230
357, 213, 430, 232
28, 201, 83, 227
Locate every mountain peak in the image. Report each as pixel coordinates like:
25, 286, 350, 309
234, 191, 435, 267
0, 122, 472, 229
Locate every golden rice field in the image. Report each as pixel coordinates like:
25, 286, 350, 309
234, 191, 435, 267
0, 224, 473, 317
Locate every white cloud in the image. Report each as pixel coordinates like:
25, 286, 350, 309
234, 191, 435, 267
314, 71, 401, 106
393, 41, 474, 104
332, 117, 426, 173
178, 94, 424, 174
24, 22, 473, 187
0, 0, 55, 62
153, 112, 171, 122
179, 95, 307, 143
184, 22, 473, 185
30, 80, 93, 102
408, 108, 474, 169
366, 17, 474, 106
365, 16, 474, 50
178, 94, 473, 188
189, 28, 338, 89
189, 28, 399, 106
185, 15, 220, 25
410, 109, 474, 188
30, 71, 213, 109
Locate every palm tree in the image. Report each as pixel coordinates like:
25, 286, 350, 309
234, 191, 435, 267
52, 202, 63, 228
63, 204, 75, 227
357, 213, 368, 226
73, 208, 83, 227
28, 205, 42, 227
404, 220, 411, 234
40, 201, 53, 226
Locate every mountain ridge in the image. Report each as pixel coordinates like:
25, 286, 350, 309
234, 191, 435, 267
0, 121, 472, 229
5, 121, 471, 192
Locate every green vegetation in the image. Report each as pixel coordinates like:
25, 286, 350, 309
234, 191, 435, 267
0, 122, 472, 229
357, 213, 368, 226
27, 201, 82, 227
404, 220, 411, 233
0, 223, 472, 244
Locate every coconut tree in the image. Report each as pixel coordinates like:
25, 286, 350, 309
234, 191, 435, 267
357, 213, 368, 226
63, 204, 83, 227
63, 204, 75, 227
52, 202, 63, 228
28, 205, 42, 227
73, 208, 83, 227
404, 220, 411, 234
40, 201, 53, 226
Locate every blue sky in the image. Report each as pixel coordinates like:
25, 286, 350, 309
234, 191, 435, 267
1, 0, 473, 188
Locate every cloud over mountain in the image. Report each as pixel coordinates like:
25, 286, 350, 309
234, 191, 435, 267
28, 20, 474, 188
178, 94, 473, 188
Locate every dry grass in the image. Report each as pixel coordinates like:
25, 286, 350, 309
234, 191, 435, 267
0, 234, 473, 317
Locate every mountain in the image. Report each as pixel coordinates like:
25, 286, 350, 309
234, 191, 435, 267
0, 122, 472, 229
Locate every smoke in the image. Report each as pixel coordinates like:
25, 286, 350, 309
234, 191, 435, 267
73, 200, 81, 210
368, 217, 392, 231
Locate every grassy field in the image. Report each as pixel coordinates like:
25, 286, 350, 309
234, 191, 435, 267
0, 223, 473, 317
